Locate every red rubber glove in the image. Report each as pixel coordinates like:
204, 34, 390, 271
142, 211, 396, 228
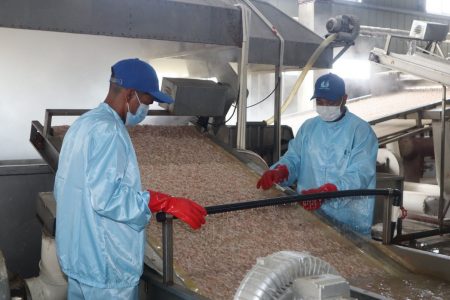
300, 183, 338, 211
148, 190, 207, 230
256, 165, 289, 190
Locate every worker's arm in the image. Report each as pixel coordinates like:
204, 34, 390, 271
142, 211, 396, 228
86, 127, 150, 231
257, 136, 300, 190
274, 126, 305, 187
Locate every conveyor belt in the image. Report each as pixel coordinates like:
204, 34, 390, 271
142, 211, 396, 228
131, 125, 449, 299
51, 125, 450, 299
350, 88, 443, 124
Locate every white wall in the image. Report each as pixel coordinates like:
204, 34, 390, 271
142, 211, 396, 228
0, 28, 187, 160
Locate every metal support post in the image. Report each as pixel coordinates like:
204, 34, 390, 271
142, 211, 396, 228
43, 110, 53, 137
383, 35, 392, 53
235, 4, 251, 150
162, 214, 174, 285
382, 190, 393, 245
274, 66, 282, 161
241, 0, 284, 161
439, 86, 447, 229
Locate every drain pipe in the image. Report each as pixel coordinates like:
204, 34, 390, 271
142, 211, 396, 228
241, 0, 285, 161
235, 4, 251, 150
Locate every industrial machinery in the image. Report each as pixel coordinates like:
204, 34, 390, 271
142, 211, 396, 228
23, 85, 449, 300
25, 112, 402, 300
369, 20, 450, 234
0, 1, 359, 299
1, 1, 450, 299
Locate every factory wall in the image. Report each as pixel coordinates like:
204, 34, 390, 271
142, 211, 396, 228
245, 70, 314, 124
0, 28, 190, 160
243, 0, 318, 123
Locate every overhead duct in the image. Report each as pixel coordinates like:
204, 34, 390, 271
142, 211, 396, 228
0, 0, 332, 68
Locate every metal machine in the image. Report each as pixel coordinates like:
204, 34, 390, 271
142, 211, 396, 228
369, 20, 450, 234
26, 108, 400, 300
2, 1, 450, 300
25, 84, 443, 300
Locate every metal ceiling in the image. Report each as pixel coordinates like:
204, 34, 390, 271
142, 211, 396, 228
0, 0, 332, 68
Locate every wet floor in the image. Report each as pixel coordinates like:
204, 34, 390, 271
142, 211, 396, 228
352, 273, 450, 299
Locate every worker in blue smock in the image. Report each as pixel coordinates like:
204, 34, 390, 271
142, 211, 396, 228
257, 73, 378, 235
54, 58, 207, 299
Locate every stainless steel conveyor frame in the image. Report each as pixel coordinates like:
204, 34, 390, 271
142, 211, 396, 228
368, 99, 442, 146
30, 109, 175, 172
369, 33, 450, 236
30, 109, 450, 296
155, 189, 403, 300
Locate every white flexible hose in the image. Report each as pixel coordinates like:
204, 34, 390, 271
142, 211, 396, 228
234, 251, 340, 300
25, 234, 67, 300
265, 33, 337, 125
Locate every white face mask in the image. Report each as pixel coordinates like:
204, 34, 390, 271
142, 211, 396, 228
316, 105, 342, 122
125, 92, 149, 126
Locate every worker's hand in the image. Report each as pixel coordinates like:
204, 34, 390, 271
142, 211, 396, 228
399, 206, 408, 219
148, 190, 207, 230
300, 183, 338, 211
256, 165, 289, 190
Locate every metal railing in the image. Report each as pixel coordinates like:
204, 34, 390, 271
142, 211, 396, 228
155, 188, 402, 285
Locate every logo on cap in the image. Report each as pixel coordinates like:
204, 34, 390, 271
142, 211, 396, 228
320, 80, 330, 90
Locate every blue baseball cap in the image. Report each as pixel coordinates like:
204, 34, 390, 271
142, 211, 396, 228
310, 73, 346, 102
110, 58, 174, 104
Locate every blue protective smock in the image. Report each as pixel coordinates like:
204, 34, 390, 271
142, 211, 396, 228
54, 102, 151, 288
275, 109, 378, 235
68, 277, 138, 300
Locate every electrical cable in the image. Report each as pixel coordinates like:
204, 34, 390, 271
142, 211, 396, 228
204, 78, 278, 127
224, 104, 237, 123
204, 96, 238, 127
246, 79, 280, 108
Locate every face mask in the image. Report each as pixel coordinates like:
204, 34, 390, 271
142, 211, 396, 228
316, 105, 342, 122
125, 92, 149, 126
